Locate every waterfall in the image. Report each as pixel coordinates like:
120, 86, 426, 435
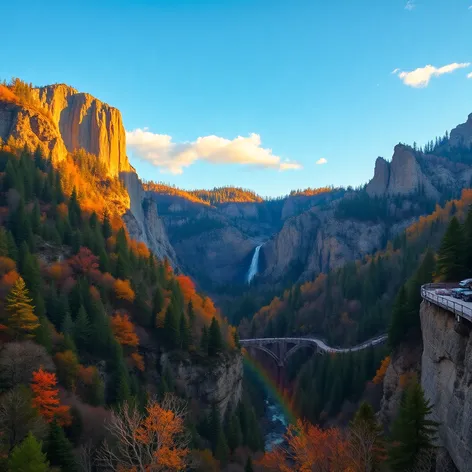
247, 245, 262, 284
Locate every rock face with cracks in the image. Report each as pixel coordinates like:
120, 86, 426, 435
420, 301, 472, 472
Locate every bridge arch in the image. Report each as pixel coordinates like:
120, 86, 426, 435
247, 344, 284, 366
283, 342, 319, 365
240, 335, 387, 368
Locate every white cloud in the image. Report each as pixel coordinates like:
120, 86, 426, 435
393, 63, 471, 88
316, 158, 328, 165
468, 72, 472, 79
126, 129, 302, 174
405, 0, 415, 11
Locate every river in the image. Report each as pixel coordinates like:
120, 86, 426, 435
264, 395, 289, 451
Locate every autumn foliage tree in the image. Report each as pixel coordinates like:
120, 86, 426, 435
30, 368, 71, 426
97, 394, 190, 471
111, 313, 139, 347
6, 276, 39, 340
348, 402, 386, 472
373, 356, 390, 385
259, 419, 350, 472
114, 279, 136, 303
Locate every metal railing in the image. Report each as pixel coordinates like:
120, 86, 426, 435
421, 283, 472, 322
240, 334, 387, 354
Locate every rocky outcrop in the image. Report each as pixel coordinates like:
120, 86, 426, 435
366, 157, 390, 196
378, 342, 422, 426
0, 100, 67, 161
450, 113, 472, 148
31, 84, 130, 176
366, 145, 439, 198
161, 352, 243, 418
420, 301, 472, 472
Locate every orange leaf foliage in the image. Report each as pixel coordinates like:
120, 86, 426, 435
131, 352, 145, 371
31, 368, 71, 426
134, 401, 189, 471
114, 279, 136, 302
129, 240, 151, 259
46, 262, 72, 282
1, 270, 19, 287
373, 356, 391, 385
259, 420, 350, 472
56, 202, 68, 218
78, 365, 97, 385
111, 313, 139, 347
0, 85, 18, 103
177, 275, 196, 302
0, 257, 16, 276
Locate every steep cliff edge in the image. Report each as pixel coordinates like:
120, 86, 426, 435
378, 342, 422, 426
161, 352, 243, 418
420, 301, 472, 472
31, 84, 130, 176
366, 144, 439, 198
0, 99, 67, 162
0, 83, 176, 265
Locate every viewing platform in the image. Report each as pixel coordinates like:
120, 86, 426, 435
421, 283, 472, 323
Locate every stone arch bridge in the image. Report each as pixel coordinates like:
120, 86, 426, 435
240, 335, 387, 369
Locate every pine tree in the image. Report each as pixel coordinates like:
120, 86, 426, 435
180, 313, 191, 349
6, 230, 18, 261
35, 316, 53, 352
164, 302, 181, 348
6, 277, 39, 339
208, 317, 223, 356
200, 326, 209, 352
68, 187, 81, 228
389, 382, 438, 471
89, 299, 113, 356
0, 226, 8, 256
102, 210, 112, 240
115, 366, 131, 405
226, 412, 243, 451
31, 201, 41, 234
436, 216, 466, 282
464, 205, 472, 271
8, 432, 50, 472
349, 402, 385, 471
88, 370, 105, 406
388, 285, 408, 349
187, 299, 195, 326
73, 305, 91, 349
61, 311, 74, 336
47, 420, 77, 471
19, 243, 41, 294
152, 286, 164, 320
245, 457, 254, 472
210, 404, 229, 462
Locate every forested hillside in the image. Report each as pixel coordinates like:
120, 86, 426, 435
243, 190, 472, 347
0, 141, 263, 471
144, 183, 264, 206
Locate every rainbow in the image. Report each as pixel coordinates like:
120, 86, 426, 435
242, 351, 297, 425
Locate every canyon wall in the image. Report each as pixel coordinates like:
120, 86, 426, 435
32, 84, 130, 176
420, 301, 472, 472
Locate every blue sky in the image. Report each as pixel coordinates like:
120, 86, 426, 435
2, 0, 472, 197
